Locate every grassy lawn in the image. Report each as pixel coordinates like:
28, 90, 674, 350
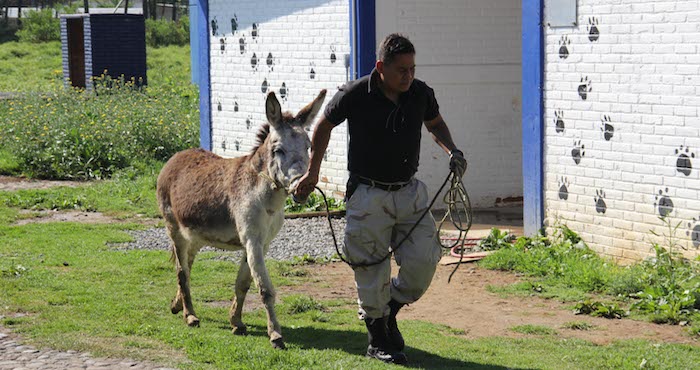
0, 40, 699, 369
1, 221, 700, 369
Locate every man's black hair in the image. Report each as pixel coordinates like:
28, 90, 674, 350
377, 33, 415, 65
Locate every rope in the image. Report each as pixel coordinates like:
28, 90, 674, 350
316, 169, 473, 283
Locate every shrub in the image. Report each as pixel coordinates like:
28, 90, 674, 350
16, 9, 60, 43
0, 74, 198, 180
145, 17, 189, 47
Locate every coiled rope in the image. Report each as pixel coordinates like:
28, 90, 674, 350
316, 169, 473, 283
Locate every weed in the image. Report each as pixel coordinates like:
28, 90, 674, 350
510, 324, 557, 336
574, 300, 627, 319
476, 227, 516, 251
291, 253, 330, 266
283, 294, 325, 314
631, 218, 700, 324
561, 321, 595, 331
284, 192, 345, 213
0, 264, 27, 277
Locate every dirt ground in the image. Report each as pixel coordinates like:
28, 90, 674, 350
0, 175, 85, 191
283, 261, 699, 346
3, 176, 698, 347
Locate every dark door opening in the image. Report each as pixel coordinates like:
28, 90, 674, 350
67, 18, 85, 88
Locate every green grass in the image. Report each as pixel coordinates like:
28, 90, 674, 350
0, 39, 698, 369
0, 161, 163, 219
0, 41, 63, 92
0, 42, 198, 180
0, 147, 21, 175
510, 324, 558, 336
0, 219, 698, 369
0, 41, 194, 93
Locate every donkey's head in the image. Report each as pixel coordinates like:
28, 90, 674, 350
263, 89, 326, 194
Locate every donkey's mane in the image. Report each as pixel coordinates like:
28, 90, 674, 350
249, 112, 295, 154
251, 123, 271, 154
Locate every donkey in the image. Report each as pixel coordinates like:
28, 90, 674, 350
157, 89, 326, 349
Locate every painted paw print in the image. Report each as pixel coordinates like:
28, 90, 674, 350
231, 14, 238, 33
239, 34, 246, 54
279, 82, 288, 101
571, 140, 585, 165
654, 188, 674, 218
330, 46, 337, 63
558, 35, 571, 59
309, 62, 316, 80
234, 100, 239, 112
600, 115, 614, 141
234, 140, 240, 151
251, 23, 259, 40
219, 37, 226, 54
594, 189, 606, 214
221, 140, 227, 150
323, 150, 329, 161
211, 17, 218, 36
250, 52, 259, 71
217, 101, 222, 111
558, 176, 570, 200
554, 110, 565, 133
261, 78, 268, 94
245, 115, 253, 130
266, 52, 275, 72
587, 17, 599, 42
675, 145, 694, 176
687, 217, 700, 248
577, 76, 592, 100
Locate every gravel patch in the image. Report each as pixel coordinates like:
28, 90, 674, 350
112, 216, 346, 262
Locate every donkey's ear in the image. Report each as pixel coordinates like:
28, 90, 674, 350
265, 92, 283, 129
295, 89, 327, 128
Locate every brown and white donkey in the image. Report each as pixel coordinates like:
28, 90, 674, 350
157, 90, 326, 349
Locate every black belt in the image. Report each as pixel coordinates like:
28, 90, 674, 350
353, 175, 411, 192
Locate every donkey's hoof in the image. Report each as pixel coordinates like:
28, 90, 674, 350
270, 337, 286, 350
186, 315, 200, 327
170, 299, 183, 314
232, 325, 247, 336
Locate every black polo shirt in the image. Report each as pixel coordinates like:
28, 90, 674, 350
324, 68, 440, 183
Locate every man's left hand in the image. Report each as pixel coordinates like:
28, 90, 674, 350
449, 149, 467, 178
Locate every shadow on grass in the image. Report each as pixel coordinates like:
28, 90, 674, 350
286, 326, 533, 369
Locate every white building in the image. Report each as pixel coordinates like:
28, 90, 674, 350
192, 0, 700, 262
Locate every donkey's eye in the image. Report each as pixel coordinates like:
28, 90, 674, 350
273, 148, 286, 157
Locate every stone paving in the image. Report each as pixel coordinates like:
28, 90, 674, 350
0, 326, 176, 370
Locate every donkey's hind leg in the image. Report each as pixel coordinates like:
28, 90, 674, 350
229, 254, 252, 335
168, 227, 200, 327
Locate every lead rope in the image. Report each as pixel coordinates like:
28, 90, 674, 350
316, 169, 473, 283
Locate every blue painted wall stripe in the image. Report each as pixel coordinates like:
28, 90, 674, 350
189, 0, 200, 85
195, 0, 211, 150
522, 0, 544, 235
354, 0, 375, 78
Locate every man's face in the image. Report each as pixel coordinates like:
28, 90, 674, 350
378, 53, 415, 94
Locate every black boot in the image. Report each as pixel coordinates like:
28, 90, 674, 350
365, 316, 408, 365
388, 299, 405, 351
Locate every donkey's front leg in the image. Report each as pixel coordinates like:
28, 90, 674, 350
229, 254, 252, 335
246, 242, 284, 349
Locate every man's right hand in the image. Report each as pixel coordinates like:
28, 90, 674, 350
292, 172, 319, 203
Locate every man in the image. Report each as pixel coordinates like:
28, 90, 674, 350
294, 33, 467, 364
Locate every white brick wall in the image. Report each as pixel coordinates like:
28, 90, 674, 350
544, 0, 700, 261
208, 0, 351, 199
376, 0, 522, 209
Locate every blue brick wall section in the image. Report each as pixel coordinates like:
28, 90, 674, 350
60, 17, 70, 89
88, 14, 147, 87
